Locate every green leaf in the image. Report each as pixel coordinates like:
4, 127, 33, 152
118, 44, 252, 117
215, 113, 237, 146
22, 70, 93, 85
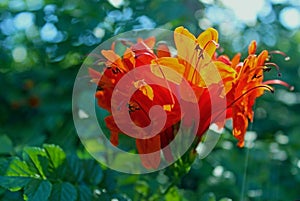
0, 135, 13, 154
78, 184, 92, 201
24, 179, 52, 201
49, 182, 77, 201
135, 180, 149, 197
65, 155, 84, 183
1, 157, 38, 192
103, 169, 117, 192
0, 176, 30, 191
6, 158, 36, 178
43, 144, 66, 168
0, 158, 9, 175
165, 187, 182, 201
23, 147, 48, 179
43, 144, 66, 178
83, 159, 103, 185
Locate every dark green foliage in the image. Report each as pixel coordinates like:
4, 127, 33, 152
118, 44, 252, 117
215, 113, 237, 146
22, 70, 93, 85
0, 145, 105, 201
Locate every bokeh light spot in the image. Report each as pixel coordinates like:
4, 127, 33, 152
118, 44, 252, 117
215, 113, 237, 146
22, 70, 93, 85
93, 27, 105, 39
9, 0, 26, 11
279, 7, 300, 30
14, 12, 35, 30
12, 46, 27, 62
108, 0, 124, 8
40, 23, 58, 42
220, 0, 265, 25
26, 0, 44, 10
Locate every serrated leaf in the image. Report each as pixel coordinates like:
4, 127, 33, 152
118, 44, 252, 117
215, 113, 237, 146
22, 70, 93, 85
23, 147, 48, 179
83, 160, 103, 185
49, 182, 77, 201
43, 144, 66, 168
43, 144, 66, 178
0, 176, 31, 191
78, 184, 92, 201
6, 158, 37, 178
65, 155, 84, 182
24, 179, 52, 201
0, 135, 13, 154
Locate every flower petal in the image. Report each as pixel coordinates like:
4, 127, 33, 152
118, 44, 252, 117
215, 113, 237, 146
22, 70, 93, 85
248, 40, 257, 55
151, 57, 185, 84
136, 135, 161, 169
196, 27, 218, 58
156, 42, 171, 58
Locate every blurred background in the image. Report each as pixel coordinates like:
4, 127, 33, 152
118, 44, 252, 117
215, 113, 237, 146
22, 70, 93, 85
0, 0, 300, 200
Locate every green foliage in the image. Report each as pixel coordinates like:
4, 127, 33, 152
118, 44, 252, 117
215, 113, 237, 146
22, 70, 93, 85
0, 144, 104, 201
0, 135, 14, 155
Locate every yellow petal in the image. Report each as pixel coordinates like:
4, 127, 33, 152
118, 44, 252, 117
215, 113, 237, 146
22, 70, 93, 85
213, 61, 237, 94
196, 27, 218, 58
133, 80, 154, 101
174, 26, 198, 68
198, 61, 223, 86
101, 50, 127, 72
141, 84, 154, 101
151, 57, 185, 84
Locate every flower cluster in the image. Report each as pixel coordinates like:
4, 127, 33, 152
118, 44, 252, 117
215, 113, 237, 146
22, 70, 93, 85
89, 26, 291, 169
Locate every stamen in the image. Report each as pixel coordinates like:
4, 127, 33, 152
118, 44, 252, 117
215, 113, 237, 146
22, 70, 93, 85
203, 40, 220, 51
269, 50, 290, 61
128, 102, 141, 113
135, 52, 156, 59
211, 40, 220, 48
247, 66, 270, 79
265, 62, 281, 77
119, 39, 134, 47
211, 85, 274, 124
191, 40, 219, 82
154, 60, 176, 106
189, 44, 200, 82
263, 66, 272, 72
263, 80, 294, 91
227, 85, 274, 109
252, 74, 262, 79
